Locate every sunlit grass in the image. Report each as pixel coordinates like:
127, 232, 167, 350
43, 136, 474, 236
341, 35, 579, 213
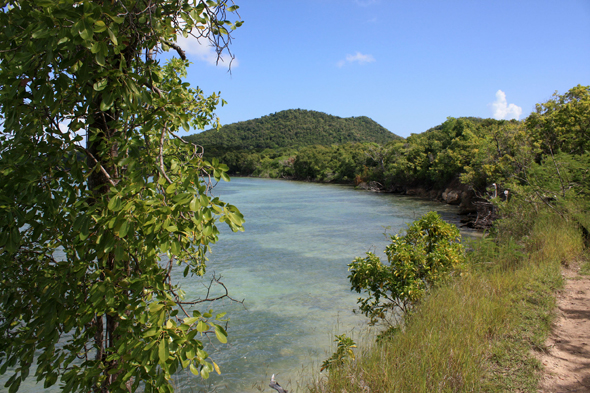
309, 211, 585, 392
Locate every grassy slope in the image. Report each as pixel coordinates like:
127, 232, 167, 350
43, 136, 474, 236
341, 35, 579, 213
310, 213, 587, 393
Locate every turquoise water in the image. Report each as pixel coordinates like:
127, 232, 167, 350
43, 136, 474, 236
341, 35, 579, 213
169, 178, 469, 392
7, 177, 471, 392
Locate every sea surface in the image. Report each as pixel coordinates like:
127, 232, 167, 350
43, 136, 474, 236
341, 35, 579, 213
8, 177, 473, 393
170, 178, 472, 392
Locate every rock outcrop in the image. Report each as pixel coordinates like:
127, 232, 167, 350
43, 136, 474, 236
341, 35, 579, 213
358, 177, 491, 228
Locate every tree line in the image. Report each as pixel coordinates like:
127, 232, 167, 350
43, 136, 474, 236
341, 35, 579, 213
202, 86, 590, 224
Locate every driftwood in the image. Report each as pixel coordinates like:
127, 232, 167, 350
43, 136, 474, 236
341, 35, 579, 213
269, 374, 288, 393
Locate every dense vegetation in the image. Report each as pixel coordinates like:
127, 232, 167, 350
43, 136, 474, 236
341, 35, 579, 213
312, 213, 581, 392
0, 1, 243, 393
195, 87, 590, 221
187, 112, 524, 189
185, 108, 399, 150
311, 85, 590, 392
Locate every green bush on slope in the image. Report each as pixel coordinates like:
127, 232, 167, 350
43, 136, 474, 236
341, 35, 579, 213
311, 208, 586, 393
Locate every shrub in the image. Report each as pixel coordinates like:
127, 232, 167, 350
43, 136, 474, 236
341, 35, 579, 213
348, 212, 464, 326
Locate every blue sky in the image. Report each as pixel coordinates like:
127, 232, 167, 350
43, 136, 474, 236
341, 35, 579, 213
175, 0, 590, 138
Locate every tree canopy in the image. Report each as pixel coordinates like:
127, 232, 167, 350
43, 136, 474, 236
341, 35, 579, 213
0, 1, 243, 392
185, 108, 400, 151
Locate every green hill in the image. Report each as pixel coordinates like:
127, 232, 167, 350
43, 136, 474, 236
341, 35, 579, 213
185, 109, 400, 150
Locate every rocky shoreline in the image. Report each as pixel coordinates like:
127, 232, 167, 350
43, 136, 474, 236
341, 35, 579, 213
357, 178, 496, 230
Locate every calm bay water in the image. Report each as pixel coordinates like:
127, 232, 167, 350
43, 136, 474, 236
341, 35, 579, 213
170, 178, 469, 392
10, 177, 471, 392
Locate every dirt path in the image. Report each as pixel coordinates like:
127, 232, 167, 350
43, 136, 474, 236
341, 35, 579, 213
538, 265, 590, 392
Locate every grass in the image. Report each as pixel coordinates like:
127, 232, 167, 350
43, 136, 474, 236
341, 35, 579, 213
309, 212, 586, 393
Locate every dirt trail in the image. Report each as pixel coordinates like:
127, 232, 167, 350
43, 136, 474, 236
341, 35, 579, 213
538, 265, 590, 392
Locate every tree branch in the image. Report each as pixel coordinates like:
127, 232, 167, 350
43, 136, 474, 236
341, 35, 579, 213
158, 126, 173, 184
74, 145, 118, 187
161, 40, 186, 61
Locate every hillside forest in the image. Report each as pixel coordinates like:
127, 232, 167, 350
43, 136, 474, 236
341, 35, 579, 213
188, 86, 590, 231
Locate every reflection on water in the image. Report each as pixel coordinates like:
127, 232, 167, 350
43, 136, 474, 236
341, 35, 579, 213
7, 177, 474, 392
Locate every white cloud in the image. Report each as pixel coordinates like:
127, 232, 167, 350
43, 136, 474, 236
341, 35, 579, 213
490, 90, 522, 120
176, 33, 238, 67
337, 52, 376, 67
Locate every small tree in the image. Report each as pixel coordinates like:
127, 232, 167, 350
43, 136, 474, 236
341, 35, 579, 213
0, 1, 243, 392
348, 212, 464, 326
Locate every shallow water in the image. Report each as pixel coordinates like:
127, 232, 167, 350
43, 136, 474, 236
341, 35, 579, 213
7, 177, 472, 392
169, 178, 471, 392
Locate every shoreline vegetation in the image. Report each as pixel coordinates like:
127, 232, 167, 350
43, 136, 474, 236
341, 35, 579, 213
305, 87, 589, 391
309, 209, 586, 393
2, 1, 586, 392
188, 86, 589, 392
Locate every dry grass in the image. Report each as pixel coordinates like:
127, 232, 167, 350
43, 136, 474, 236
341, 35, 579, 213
309, 212, 586, 393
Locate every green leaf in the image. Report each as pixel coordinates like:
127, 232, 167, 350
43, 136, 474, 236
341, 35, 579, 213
108, 196, 122, 211
118, 220, 129, 237
108, 14, 125, 24
166, 183, 177, 194
91, 42, 101, 54
186, 347, 195, 360
170, 239, 181, 254
189, 197, 198, 211
202, 225, 213, 237
8, 377, 21, 393
94, 20, 107, 33
149, 302, 165, 312
196, 321, 208, 332
107, 28, 118, 46
214, 326, 227, 344
80, 23, 93, 40
143, 327, 159, 338
199, 194, 209, 207
35, 0, 54, 7
158, 338, 169, 363
189, 363, 199, 376
184, 317, 199, 325
32, 29, 50, 39
93, 78, 108, 91
100, 92, 114, 111
114, 243, 125, 261
96, 51, 106, 67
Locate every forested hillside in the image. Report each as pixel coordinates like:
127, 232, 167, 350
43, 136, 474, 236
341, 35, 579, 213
194, 85, 589, 232
185, 109, 399, 150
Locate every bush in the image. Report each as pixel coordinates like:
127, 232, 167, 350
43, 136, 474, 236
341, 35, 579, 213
348, 212, 464, 326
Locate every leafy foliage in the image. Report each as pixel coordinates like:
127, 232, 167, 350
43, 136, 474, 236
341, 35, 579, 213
526, 84, 590, 156
491, 86, 590, 228
320, 334, 357, 372
348, 212, 464, 325
186, 86, 590, 217
0, 1, 243, 392
185, 109, 400, 151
